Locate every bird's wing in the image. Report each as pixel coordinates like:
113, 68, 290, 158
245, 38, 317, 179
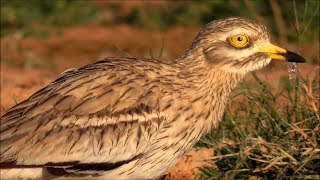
0, 58, 167, 173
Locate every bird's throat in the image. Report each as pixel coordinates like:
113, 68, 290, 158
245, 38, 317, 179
174, 52, 245, 133
192, 68, 245, 134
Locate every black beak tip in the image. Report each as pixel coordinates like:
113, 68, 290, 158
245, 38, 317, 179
284, 50, 307, 63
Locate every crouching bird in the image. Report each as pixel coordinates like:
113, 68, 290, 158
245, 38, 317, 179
0, 17, 306, 179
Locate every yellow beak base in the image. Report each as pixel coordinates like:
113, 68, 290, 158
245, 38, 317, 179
259, 44, 306, 63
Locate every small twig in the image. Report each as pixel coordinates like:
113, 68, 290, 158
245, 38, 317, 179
113, 44, 131, 57
293, 0, 300, 35
277, 147, 297, 162
158, 36, 165, 59
301, 82, 319, 119
1, 104, 6, 114
261, 156, 286, 171
300, 4, 319, 38
208, 153, 239, 160
295, 149, 319, 173
13, 94, 18, 105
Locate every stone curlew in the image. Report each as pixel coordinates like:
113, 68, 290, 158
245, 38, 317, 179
0, 17, 306, 179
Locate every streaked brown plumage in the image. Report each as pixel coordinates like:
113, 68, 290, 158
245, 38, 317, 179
0, 17, 306, 179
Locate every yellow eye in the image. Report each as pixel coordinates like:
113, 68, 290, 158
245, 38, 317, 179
229, 34, 250, 48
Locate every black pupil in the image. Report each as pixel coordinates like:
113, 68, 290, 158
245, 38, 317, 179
237, 37, 243, 41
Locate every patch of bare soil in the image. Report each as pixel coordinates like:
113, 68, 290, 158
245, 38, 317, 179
0, 64, 55, 115
166, 148, 215, 180
1, 25, 199, 71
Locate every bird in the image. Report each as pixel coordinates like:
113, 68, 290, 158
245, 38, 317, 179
0, 17, 306, 179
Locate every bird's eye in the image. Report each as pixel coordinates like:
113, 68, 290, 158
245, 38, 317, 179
228, 34, 250, 48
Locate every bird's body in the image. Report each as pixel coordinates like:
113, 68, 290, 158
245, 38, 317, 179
0, 18, 305, 179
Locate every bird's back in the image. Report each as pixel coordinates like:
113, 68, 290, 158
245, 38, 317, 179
0, 57, 193, 179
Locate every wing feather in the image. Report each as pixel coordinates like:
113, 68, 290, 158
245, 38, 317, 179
0, 58, 167, 173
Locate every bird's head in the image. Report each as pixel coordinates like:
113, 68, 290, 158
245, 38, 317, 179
192, 17, 306, 74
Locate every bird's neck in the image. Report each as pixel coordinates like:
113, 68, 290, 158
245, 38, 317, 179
176, 47, 245, 91
175, 50, 245, 133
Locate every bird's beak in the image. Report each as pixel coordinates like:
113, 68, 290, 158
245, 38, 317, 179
259, 43, 306, 63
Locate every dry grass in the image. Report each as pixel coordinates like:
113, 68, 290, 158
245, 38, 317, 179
196, 71, 320, 179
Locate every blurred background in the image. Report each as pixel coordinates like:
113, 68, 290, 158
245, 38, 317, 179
1, 0, 319, 179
